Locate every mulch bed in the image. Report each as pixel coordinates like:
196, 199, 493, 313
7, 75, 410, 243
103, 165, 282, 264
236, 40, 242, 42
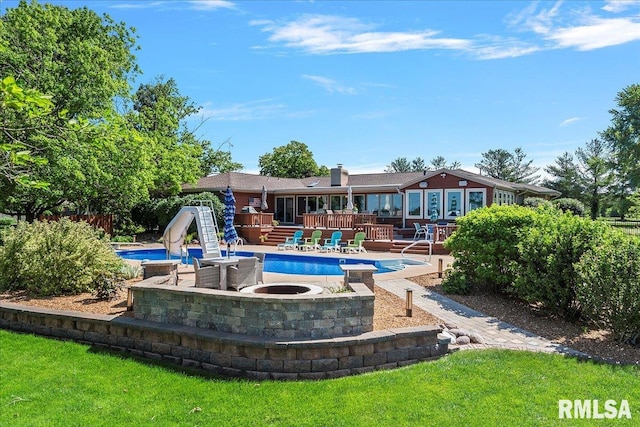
408, 273, 640, 366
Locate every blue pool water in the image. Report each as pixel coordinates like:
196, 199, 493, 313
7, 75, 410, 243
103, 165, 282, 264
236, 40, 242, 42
116, 248, 401, 276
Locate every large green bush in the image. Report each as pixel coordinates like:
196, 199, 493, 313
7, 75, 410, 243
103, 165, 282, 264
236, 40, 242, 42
0, 219, 125, 296
553, 198, 586, 216
514, 212, 611, 318
575, 234, 640, 344
131, 192, 225, 232
443, 205, 543, 294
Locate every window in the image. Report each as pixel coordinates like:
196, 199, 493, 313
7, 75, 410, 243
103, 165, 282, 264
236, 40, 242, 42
366, 193, 402, 217
467, 189, 486, 212
296, 196, 322, 215
444, 189, 464, 220
406, 190, 423, 218
330, 195, 347, 211
426, 190, 443, 221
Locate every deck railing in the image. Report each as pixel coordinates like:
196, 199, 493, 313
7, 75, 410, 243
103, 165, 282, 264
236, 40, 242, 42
302, 213, 377, 229
433, 225, 457, 242
357, 224, 395, 241
236, 213, 274, 227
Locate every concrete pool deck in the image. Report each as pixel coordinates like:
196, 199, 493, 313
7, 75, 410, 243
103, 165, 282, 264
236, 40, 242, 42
134, 243, 587, 359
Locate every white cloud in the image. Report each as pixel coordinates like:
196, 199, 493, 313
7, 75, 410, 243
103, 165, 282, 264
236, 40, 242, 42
560, 117, 583, 127
302, 75, 357, 95
549, 17, 640, 50
251, 14, 472, 54
188, 0, 236, 11
602, 0, 640, 12
199, 98, 286, 121
510, 1, 640, 50
110, 0, 235, 10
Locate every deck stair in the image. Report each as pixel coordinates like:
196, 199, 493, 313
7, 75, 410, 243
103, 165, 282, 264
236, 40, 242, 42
260, 226, 303, 247
390, 240, 448, 255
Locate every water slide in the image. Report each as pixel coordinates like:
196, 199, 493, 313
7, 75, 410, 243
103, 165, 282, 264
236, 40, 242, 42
162, 205, 222, 259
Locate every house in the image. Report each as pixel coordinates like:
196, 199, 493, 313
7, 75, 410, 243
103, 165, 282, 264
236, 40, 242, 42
186, 165, 559, 230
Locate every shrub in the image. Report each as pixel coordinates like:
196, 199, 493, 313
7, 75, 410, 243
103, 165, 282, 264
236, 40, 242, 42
514, 213, 611, 319
0, 219, 125, 296
575, 234, 640, 344
441, 268, 471, 295
522, 197, 552, 209
132, 192, 225, 233
553, 198, 586, 216
443, 205, 542, 294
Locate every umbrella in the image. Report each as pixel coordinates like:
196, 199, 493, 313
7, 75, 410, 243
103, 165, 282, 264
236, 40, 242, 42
223, 186, 238, 254
346, 186, 354, 210
261, 185, 268, 210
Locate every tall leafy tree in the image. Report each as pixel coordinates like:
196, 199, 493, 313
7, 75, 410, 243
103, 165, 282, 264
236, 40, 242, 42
576, 138, 614, 219
258, 141, 328, 178
0, 0, 140, 220
128, 76, 204, 195
199, 138, 243, 175
543, 151, 583, 199
600, 84, 640, 189
0, 76, 51, 187
475, 147, 540, 184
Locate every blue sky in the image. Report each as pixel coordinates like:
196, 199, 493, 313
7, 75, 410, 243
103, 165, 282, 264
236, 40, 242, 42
3, 1, 640, 176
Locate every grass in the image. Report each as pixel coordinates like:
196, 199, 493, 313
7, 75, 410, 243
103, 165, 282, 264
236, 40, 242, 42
1, 331, 639, 426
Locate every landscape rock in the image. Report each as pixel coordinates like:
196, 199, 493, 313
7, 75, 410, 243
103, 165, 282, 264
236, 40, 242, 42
449, 328, 470, 337
469, 332, 485, 344
438, 331, 457, 344
456, 335, 471, 345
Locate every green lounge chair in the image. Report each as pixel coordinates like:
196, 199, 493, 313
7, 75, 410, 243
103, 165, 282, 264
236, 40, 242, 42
344, 231, 367, 253
299, 230, 323, 251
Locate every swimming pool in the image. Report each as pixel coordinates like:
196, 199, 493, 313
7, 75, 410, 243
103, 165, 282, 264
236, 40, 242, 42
115, 248, 413, 276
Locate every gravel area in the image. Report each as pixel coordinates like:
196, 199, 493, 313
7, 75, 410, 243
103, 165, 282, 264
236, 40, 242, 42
408, 273, 640, 366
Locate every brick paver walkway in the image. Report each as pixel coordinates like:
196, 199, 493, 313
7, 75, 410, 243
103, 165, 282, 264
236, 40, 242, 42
376, 278, 589, 358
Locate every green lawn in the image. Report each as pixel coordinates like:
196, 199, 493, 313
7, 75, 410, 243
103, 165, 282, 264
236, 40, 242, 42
1, 330, 638, 426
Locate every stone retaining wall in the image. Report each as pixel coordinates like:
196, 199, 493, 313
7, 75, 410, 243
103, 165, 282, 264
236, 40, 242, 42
131, 281, 374, 339
0, 303, 446, 380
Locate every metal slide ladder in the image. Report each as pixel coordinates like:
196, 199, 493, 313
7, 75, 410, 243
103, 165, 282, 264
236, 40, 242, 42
193, 203, 222, 259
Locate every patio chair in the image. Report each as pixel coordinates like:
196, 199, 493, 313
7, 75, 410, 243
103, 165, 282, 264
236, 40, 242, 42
254, 252, 265, 283
320, 231, 342, 252
193, 258, 221, 289
344, 231, 367, 253
423, 224, 435, 242
298, 230, 323, 251
279, 230, 304, 250
413, 222, 427, 240
227, 257, 258, 290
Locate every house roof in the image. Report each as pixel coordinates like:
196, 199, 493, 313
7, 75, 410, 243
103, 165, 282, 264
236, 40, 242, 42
401, 168, 561, 196
185, 169, 560, 197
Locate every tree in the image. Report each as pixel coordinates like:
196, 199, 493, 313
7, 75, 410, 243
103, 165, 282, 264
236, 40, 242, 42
600, 84, 640, 189
385, 157, 413, 173
199, 138, 243, 175
0, 1, 140, 220
427, 156, 461, 170
258, 141, 328, 178
0, 76, 51, 187
475, 147, 540, 184
543, 152, 583, 199
128, 76, 204, 195
575, 138, 613, 219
